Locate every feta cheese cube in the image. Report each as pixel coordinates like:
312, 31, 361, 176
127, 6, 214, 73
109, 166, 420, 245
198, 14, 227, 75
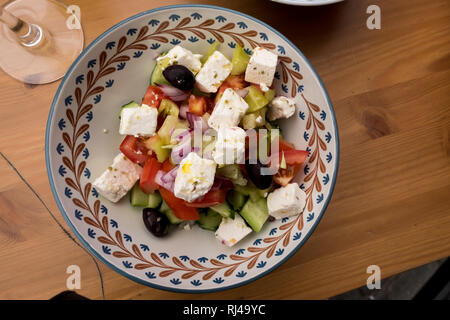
259, 83, 270, 92
158, 45, 202, 74
174, 152, 217, 202
92, 153, 142, 203
215, 214, 252, 247
267, 183, 306, 219
245, 47, 278, 87
195, 51, 232, 93
119, 104, 158, 137
267, 96, 296, 121
213, 126, 246, 165
208, 88, 249, 130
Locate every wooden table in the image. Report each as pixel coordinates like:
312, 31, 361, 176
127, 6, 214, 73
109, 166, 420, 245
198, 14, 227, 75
0, 0, 449, 300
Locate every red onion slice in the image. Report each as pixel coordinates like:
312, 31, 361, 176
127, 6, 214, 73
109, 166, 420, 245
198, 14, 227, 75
235, 88, 249, 98
174, 129, 193, 142
186, 112, 209, 133
154, 168, 177, 193
171, 137, 192, 164
154, 170, 165, 186
179, 103, 189, 119
155, 83, 189, 102
167, 165, 179, 179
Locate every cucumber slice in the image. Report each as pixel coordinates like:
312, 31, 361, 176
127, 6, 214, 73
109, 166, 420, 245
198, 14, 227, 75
264, 88, 276, 102
235, 184, 262, 202
145, 134, 170, 162
202, 41, 219, 64
216, 164, 240, 180
241, 113, 258, 130
192, 86, 211, 97
216, 165, 247, 186
150, 56, 171, 86
159, 99, 180, 118
210, 201, 234, 219
160, 200, 183, 224
158, 115, 186, 144
148, 191, 162, 209
231, 44, 250, 76
241, 108, 267, 129
227, 190, 247, 211
119, 101, 139, 119
198, 209, 222, 231
239, 197, 269, 232
245, 86, 269, 113
130, 182, 149, 207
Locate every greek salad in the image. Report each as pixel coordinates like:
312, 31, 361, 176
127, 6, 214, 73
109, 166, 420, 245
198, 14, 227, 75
93, 43, 309, 247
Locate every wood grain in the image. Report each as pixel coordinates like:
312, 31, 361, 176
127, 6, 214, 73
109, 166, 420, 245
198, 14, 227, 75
0, 0, 448, 299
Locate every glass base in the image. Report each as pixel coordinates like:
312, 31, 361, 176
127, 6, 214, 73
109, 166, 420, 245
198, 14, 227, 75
0, 0, 84, 84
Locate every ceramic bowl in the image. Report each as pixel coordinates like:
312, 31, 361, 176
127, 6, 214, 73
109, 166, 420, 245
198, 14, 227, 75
46, 5, 339, 292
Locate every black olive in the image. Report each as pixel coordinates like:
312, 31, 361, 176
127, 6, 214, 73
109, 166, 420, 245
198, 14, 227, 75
245, 159, 273, 190
162, 65, 195, 90
142, 208, 169, 237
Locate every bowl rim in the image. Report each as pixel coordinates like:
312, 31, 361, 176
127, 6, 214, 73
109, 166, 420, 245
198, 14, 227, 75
45, 4, 340, 294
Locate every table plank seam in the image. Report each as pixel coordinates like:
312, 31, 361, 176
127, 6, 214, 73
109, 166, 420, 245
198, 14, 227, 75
0, 151, 105, 299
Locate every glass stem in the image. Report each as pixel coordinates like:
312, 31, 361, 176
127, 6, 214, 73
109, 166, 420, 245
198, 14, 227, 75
0, 7, 44, 47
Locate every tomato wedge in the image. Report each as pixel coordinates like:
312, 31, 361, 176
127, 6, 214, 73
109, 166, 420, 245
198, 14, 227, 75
273, 164, 303, 187
214, 74, 247, 104
119, 135, 149, 165
278, 138, 295, 152
223, 74, 247, 90
139, 156, 161, 194
185, 189, 227, 208
159, 188, 199, 220
188, 95, 207, 116
271, 148, 308, 187
283, 149, 308, 166
142, 85, 164, 108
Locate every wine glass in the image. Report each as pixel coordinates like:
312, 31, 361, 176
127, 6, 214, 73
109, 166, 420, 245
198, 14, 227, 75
0, 0, 84, 84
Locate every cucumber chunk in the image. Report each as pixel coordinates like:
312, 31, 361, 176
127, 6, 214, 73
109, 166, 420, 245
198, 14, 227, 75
150, 55, 171, 86
210, 201, 234, 219
227, 190, 247, 211
231, 44, 250, 76
158, 115, 188, 144
241, 107, 267, 129
198, 209, 222, 231
244, 86, 269, 113
264, 88, 276, 102
148, 191, 162, 209
216, 165, 247, 186
239, 197, 269, 232
119, 101, 139, 119
160, 200, 183, 224
235, 184, 262, 202
202, 41, 219, 64
130, 182, 149, 207
145, 134, 170, 162
192, 86, 211, 97
159, 99, 180, 118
